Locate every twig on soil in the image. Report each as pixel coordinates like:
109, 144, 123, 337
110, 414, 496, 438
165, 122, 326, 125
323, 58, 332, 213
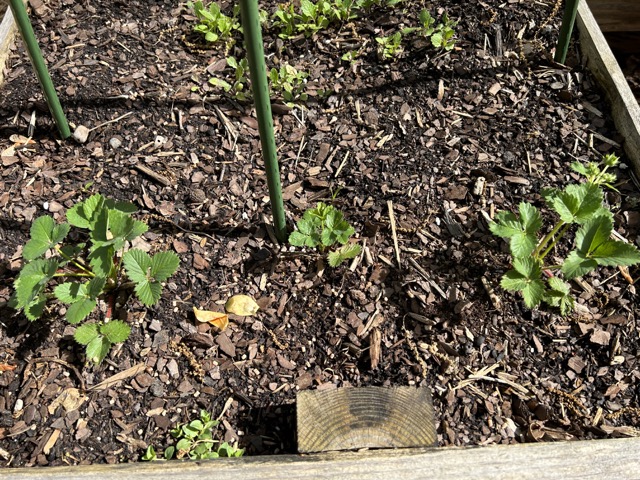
481, 276, 502, 309
133, 164, 172, 186
387, 200, 401, 267
408, 257, 447, 299
334, 151, 350, 178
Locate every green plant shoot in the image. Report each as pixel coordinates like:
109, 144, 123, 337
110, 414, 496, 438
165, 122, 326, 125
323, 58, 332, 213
143, 409, 244, 461
490, 154, 640, 315
10, 194, 180, 363
289, 202, 362, 267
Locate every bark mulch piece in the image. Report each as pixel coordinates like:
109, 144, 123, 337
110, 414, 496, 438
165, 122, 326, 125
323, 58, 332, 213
1, 0, 640, 468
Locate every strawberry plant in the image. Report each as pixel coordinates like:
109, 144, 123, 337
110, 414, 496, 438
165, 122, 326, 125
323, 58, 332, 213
10, 194, 180, 363
289, 202, 362, 267
490, 154, 640, 315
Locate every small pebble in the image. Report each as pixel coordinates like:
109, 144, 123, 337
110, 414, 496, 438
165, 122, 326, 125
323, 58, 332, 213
109, 137, 122, 149
13, 399, 23, 413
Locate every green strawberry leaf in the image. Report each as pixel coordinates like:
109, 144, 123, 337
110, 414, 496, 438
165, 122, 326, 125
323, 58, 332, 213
54, 282, 84, 303
561, 250, 598, 279
23, 216, 70, 261
24, 295, 48, 321
328, 243, 362, 267
489, 203, 540, 257
74, 323, 100, 345
100, 320, 131, 344
123, 249, 151, 284
66, 298, 97, 324
547, 183, 603, 224
88, 245, 115, 278
150, 251, 180, 282
500, 257, 545, 309
134, 280, 163, 306
85, 335, 111, 364
544, 277, 574, 315
13, 258, 59, 309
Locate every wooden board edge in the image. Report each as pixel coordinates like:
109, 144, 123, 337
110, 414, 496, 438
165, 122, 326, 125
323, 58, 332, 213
577, 0, 640, 179
3, 437, 640, 479
0, 7, 16, 87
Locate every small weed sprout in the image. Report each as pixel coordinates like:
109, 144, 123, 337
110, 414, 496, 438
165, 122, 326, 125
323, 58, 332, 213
10, 194, 180, 363
489, 154, 640, 315
142, 410, 244, 461
209, 56, 250, 101
188, 1, 240, 49
431, 12, 457, 50
375, 32, 403, 60
269, 64, 309, 105
289, 202, 362, 267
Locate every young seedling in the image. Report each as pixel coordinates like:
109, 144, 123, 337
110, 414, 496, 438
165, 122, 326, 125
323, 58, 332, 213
188, 0, 241, 49
289, 202, 362, 267
269, 64, 309, 105
10, 194, 180, 363
431, 12, 457, 51
209, 56, 250, 101
375, 31, 403, 60
142, 409, 244, 461
489, 154, 640, 315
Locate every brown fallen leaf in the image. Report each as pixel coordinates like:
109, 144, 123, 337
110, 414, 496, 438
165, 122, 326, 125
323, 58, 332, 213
0, 363, 17, 372
193, 306, 229, 331
225, 294, 260, 316
88, 363, 146, 392
48, 388, 86, 414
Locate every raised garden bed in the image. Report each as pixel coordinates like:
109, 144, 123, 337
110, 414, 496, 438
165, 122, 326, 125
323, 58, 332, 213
1, 0, 640, 474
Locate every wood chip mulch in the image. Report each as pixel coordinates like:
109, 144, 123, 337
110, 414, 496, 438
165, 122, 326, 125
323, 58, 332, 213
1, 0, 640, 468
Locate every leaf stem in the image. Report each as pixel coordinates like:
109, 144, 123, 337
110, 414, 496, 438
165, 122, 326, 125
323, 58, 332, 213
55, 246, 94, 276
53, 272, 94, 278
538, 223, 571, 261
532, 220, 566, 259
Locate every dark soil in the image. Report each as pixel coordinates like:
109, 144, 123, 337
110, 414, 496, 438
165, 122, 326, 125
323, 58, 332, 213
1, 0, 640, 469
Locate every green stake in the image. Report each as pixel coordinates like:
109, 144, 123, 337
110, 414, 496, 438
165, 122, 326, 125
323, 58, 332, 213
9, 0, 70, 138
554, 0, 579, 65
239, 0, 287, 243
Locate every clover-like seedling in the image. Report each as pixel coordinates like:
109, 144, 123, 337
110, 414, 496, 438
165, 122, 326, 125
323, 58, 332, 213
289, 202, 362, 267
143, 410, 244, 461
269, 64, 309, 105
189, 0, 240, 50
490, 154, 640, 315
10, 193, 180, 363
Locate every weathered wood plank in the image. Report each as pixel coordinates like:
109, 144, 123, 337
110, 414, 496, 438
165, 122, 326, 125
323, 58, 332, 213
4, 437, 640, 480
586, 0, 640, 31
0, 7, 16, 86
578, 0, 640, 178
297, 386, 436, 453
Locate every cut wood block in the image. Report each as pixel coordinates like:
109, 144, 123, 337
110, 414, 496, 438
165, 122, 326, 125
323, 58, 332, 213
297, 386, 436, 453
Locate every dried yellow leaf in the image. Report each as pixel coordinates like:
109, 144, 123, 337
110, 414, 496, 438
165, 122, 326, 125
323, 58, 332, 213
225, 294, 260, 316
193, 307, 229, 331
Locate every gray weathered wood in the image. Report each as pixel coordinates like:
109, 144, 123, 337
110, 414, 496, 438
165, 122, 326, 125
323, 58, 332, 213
4, 437, 640, 479
586, 0, 640, 31
297, 386, 436, 453
0, 6, 16, 86
578, 0, 640, 178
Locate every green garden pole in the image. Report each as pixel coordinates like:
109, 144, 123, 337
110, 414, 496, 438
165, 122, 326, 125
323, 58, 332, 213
239, 0, 287, 242
9, 0, 70, 138
554, 0, 580, 64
